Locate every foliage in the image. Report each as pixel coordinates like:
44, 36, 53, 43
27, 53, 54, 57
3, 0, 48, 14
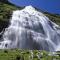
0, 49, 60, 60
0, 2, 23, 32
0, 1, 60, 60
0, 1, 60, 25
0, 2, 23, 22
44, 12, 60, 25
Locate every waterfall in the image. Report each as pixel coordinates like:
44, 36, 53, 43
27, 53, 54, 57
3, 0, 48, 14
0, 6, 60, 51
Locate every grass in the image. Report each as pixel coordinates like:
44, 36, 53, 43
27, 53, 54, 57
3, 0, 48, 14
0, 1, 60, 60
44, 12, 60, 25
0, 2, 23, 22
0, 2, 23, 32
0, 1, 60, 25
0, 49, 60, 60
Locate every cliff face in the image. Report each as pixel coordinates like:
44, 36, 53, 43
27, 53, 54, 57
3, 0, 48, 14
0, 0, 60, 32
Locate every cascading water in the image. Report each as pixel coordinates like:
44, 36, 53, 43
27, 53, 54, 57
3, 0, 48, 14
0, 6, 60, 51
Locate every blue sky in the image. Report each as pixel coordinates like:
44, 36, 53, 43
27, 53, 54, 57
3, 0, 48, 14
9, 0, 60, 14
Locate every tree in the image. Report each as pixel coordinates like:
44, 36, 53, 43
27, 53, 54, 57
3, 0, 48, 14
0, 0, 11, 4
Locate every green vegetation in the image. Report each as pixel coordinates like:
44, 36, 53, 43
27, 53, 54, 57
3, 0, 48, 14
0, 0, 60, 32
0, 49, 60, 60
0, 1, 23, 32
0, 2, 23, 22
0, 0, 60, 24
0, 1, 60, 60
44, 12, 60, 25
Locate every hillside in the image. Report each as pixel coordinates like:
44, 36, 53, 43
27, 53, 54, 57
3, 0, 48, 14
0, 1, 60, 32
0, 1, 60, 60
0, 1, 23, 32
44, 12, 60, 25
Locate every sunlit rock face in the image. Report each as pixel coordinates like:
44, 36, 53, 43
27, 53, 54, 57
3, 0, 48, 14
0, 6, 60, 51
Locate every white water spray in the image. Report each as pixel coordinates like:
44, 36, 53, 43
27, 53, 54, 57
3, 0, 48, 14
0, 6, 60, 51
